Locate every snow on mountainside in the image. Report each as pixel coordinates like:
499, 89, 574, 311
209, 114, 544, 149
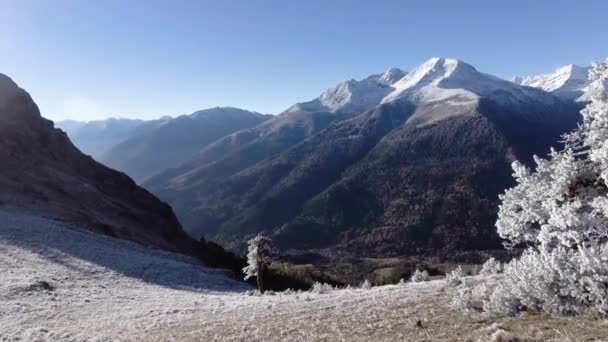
288, 67, 407, 114
382, 57, 557, 107
513, 64, 592, 101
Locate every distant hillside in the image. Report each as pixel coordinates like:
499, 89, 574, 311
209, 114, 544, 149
99, 107, 271, 182
55, 117, 168, 159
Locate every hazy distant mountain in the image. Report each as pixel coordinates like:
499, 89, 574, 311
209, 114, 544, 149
146, 58, 581, 259
56, 117, 168, 159
0, 73, 198, 253
513, 64, 592, 101
100, 107, 271, 182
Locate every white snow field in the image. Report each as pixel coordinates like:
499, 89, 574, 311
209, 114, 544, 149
2, 208, 608, 341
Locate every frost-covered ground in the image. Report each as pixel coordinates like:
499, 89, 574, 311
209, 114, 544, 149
2, 209, 608, 341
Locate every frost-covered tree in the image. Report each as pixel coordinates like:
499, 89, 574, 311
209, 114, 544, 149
243, 234, 275, 293
479, 59, 608, 315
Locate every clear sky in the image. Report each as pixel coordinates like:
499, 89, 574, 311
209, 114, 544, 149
1, 0, 606, 121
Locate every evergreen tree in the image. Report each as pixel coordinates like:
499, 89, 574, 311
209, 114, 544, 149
243, 234, 274, 293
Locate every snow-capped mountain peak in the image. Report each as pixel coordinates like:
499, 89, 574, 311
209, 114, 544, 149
375, 67, 408, 86
384, 58, 471, 97
288, 67, 407, 114
382, 57, 556, 106
513, 64, 591, 100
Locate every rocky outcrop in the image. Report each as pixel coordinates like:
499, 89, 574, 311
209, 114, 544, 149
0, 73, 196, 253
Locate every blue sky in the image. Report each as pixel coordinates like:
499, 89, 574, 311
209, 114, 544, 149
1, 0, 606, 121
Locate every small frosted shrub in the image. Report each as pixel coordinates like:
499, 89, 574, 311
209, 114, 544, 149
482, 247, 608, 316
450, 283, 487, 312
482, 283, 520, 316
445, 266, 465, 287
282, 288, 295, 295
311, 282, 335, 294
410, 269, 430, 282
479, 257, 503, 276
246, 289, 262, 296
490, 328, 516, 342
360, 279, 372, 289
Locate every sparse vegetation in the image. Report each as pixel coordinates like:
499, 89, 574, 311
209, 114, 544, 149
479, 257, 503, 276
311, 282, 336, 294
445, 266, 465, 287
409, 269, 430, 282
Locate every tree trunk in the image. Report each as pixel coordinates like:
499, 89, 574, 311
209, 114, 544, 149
257, 264, 266, 293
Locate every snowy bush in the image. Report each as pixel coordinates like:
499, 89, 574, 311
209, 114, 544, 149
489, 328, 516, 342
246, 289, 262, 296
409, 269, 430, 282
450, 283, 488, 312
311, 282, 336, 294
282, 288, 296, 295
463, 59, 608, 316
483, 247, 608, 315
445, 266, 465, 287
479, 258, 502, 276
360, 279, 372, 289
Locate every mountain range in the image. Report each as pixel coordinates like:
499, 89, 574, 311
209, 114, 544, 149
58, 108, 270, 182
139, 58, 582, 261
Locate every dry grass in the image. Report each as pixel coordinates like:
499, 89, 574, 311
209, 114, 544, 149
151, 278, 608, 342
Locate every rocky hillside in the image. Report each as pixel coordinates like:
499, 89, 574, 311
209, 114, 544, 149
0, 73, 197, 254
146, 58, 581, 259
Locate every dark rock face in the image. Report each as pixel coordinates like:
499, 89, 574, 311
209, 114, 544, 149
0, 74, 195, 253
147, 90, 580, 258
